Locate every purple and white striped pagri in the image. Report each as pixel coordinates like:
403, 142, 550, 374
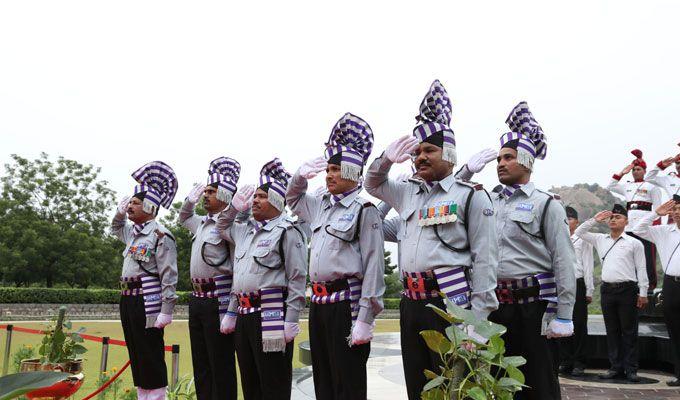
259, 158, 291, 212
207, 157, 241, 204
324, 113, 374, 182
499, 102, 547, 171
131, 161, 178, 214
413, 80, 456, 164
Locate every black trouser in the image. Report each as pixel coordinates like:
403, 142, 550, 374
400, 296, 449, 400
309, 301, 370, 400
119, 295, 167, 389
663, 275, 680, 378
559, 277, 589, 370
489, 301, 561, 400
234, 312, 294, 400
627, 231, 658, 291
188, 296, 237, 400
600, 281, 639, 374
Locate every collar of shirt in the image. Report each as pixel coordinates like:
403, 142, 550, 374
326, 186, 361, 209
133, 221, 154, 236
607, 232, 634, 242
202, 213, 217, 224
500, 182, 536, 199
251, 214, 285, 234
417, 171, 456, 194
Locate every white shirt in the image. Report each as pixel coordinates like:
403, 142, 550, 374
571, 234, 595, 297
575, 219, 648, 296
645, 166, 680, 198
630, 212, 680, 277
606, 178, 662, 230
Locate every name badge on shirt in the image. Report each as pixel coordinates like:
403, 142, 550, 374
515, 203, 534, 212
338, 213, 355, 222
128, 244, 152, 262
257, 239, 272, 248
418, 200, 458, 226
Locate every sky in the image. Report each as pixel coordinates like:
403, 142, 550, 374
1, 1, 679, 212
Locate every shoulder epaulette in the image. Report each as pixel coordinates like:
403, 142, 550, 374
456, 179, 484, 191
536, 189, 561, 200
154, 228, 176, 242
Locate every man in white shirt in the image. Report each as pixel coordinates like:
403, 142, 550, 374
630, 197, 680, 386
645, 151, 680, 224
559, 206, 594, 377
575, 204, 648, 382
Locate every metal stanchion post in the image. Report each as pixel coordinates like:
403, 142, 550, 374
99, 336, 110, 374
2, 325, 13, 376
171, 344, 180, 390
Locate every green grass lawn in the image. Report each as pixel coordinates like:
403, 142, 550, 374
1, 319, 400, 399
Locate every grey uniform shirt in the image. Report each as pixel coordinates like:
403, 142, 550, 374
491, 183, 576, 320
364, 155, 499, 318
112, 212, 179, 314
216, 207, 307, 323
179, 200, 234, 279
286, 172, 385, 324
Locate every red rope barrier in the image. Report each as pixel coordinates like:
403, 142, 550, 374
1, 324, 173, 351
79, 360, 131, 400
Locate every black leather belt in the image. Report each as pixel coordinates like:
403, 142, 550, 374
666, 275, 680, 283
311, 279, 349, 297
192, 281, 217, 293
602, 281, 637, 288
495, 285, 540, 303
120, 280, 142, 290
627, 201, 652, 211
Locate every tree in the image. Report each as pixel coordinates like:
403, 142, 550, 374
0, 154, 120, 287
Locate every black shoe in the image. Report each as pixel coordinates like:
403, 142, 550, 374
571, 367, 585, 377
558, 365, 573, 374
599, 370, 620, 379
626, 372, 641, 382
667, 378, 680, 387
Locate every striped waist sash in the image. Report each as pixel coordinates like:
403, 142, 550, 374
192, 275, 233, 316
402, 266, 471, 309
310, 277, 362, 323
235, 288, 287, 353
496, 272, 558, 335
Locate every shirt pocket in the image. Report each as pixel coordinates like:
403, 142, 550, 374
507, 210, 539, 239
251, 243, 281, 273
201, 235, 229, 267
325, 217, 358, 249
397, 208, 416, 241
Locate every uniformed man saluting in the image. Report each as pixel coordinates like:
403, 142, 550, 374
179, 157, 241, 400
112, 161, 179, 400
364, 80, 499, 400
456, 102, 576, 400
217, 159, 307, 400
287, 112, 385, 400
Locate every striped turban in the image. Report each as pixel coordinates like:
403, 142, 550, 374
207, 157, 241, 204
131, 161, 178, 215
413, 80, 456, 164
499, 101, 547, 171
258, 158, 292, 212
323, 112, 374, 182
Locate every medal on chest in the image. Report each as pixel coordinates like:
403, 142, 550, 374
128, 243, 152, 262
418, 201, 458, 226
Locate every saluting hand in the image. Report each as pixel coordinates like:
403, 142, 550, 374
655, 199, 677, 217
298, 157, 328, 180
465, 148, 498, 173
385, 135, 420, 163
116, 196, 130, 216
594, 210, 613, 222
186, 183, 205, 204
620, 164, 634, 176
231, 185, 255, 212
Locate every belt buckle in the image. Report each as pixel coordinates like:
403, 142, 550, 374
239, 296, 253, 308
496, 288, 513, 303
407, 277, 426, 293
630, 203, 638, 210
192, 282, 203, 293
312, 283, 329, 297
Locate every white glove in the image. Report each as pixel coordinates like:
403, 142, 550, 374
231, 185, 255, 212
116, 196, 130, 216
313, 186, 329, 198
351, 320, 374, 345
284, 322, 300, 343
187, 183, 205, 204
220, 314, 237, 334
153, 313, 172, 329
546, 318, 574, 338
298, 157, 328, 180
385, 135, 420, 163
465, 148, 498, 173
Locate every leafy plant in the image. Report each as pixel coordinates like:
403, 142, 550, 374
166, 375, 196, 399
0, 371, 71, 400
12, 345, 36, 373
37, 306, 87, 364
95, 367, 123, 400
420, 296, 526, 400
119, 387, 138, 400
